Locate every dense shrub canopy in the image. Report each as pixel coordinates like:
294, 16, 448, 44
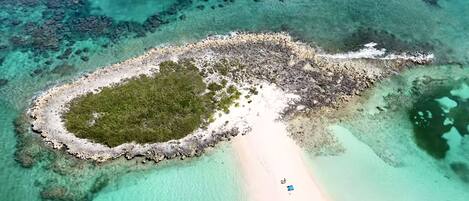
64, 60, 225, 147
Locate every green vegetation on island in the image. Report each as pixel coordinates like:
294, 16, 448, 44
64, 60, 240, 147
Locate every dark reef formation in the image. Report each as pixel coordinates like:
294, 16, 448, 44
340, 27, 434, 54
14, 112, 153, 201
0, 78, 8, 87
409, 77, 469, 159
0, 0, 190, 75
422, 0, 440, 7
50, 63, 77, 76
371, 73, 469, 183
450, 162, 469, 183
1, 0, 226, 55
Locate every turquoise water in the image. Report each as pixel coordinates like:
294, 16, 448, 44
1, 0, 469, 200
89, 0, 176, 23
94, 145, 246, 201
306, 65, 469, 201
308, 125, 469, 201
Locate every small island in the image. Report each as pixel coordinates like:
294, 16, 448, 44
28, 33, 431, 162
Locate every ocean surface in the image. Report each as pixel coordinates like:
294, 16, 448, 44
307, 65, 469, 201
1, 0, 469, 200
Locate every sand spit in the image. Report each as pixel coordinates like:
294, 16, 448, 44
28, 32, 432, 162
232, 85, 328, 201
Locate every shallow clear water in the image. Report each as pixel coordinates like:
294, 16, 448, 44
305, 65, 469, 201
1, 0, 469, 200
89, 0, 175, 23
94, 144, 246, 201
308, 124, 469, 201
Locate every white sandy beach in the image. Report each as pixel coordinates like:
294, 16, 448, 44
231, 85, 328, 201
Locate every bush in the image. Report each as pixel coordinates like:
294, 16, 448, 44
64, 60, 224, 147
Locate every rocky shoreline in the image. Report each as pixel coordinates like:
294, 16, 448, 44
28, 32, 432, 162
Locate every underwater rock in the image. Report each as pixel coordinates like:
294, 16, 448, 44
49, 161, 71, 176
57, 48, 73, 60
422, 0, 440, 7
31, 68, 44, 77
408, 78, 455, 159
51, 63, 76, 76
4, 0, 195, 60
15, 149, 36, 168
143, 14, 164, 32
18, 0, 40, 7
409, 95, 451, 159
40, 186, 71, 201
13, 114, 30, 135
65, 40, 76, 47
450, 162, 469, 183
80, 56, 89, 62
10, 19, 22, 26
408, 77, 469, 159
90, 175, 110, 194
0, 78, 8, 87
341, 27, 434, 53
13, 114, 41, 168
69, 16, 113, 38
113, 21, 146, 39
41, 51, 50, 59
45, 0, 84, 9
14, 134, 51, 169
42, 9, 66, 21
164, 6, 178, 16
28, 23, 62, 52
410, 75, 448, 96
9, 36, 30, 48
44, 0, 65, 9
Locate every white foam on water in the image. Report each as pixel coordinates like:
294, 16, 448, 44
318, 42, 386, 59
318, 42, 434, 63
